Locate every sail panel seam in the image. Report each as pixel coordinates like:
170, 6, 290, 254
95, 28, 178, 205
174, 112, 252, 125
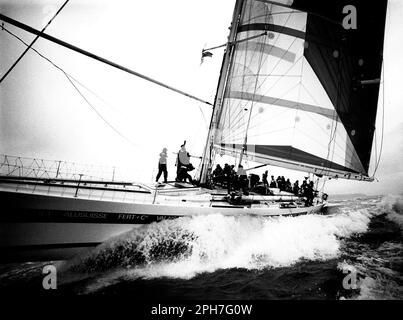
238, 23, 305, 39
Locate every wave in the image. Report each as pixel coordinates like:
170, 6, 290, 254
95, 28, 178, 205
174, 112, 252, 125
335, 195, 403, 300
61, 206, 373, 282
338, 246, 403, 301
377, 195, 403, 230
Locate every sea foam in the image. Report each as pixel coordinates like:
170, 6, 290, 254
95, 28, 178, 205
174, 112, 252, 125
377, 195, 403, 230
62, 206, 372, 281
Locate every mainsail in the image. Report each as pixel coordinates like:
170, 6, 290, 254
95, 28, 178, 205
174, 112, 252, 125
200, 0, 387, 182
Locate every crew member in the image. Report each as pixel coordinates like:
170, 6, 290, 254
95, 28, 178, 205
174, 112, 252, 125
262, 170, 269, 188
305, 181, 315, 206
237, 164, 248, 194
276, 176, 283, 191
269, 175, 277, 188
156, 147, 168, 183
212, 164, 224, 185
293, 180, 299, 195
176, 142, 193, 183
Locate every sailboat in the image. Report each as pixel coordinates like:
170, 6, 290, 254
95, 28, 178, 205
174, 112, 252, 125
0, 0, 387, 262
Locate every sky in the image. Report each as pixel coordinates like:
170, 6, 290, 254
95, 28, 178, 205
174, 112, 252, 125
0, 0, 402, 195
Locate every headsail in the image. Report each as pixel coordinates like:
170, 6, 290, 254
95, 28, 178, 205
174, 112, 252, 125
200, 0, 387, 182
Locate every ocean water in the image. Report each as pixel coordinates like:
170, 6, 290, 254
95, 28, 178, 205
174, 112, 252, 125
0, 195, 402, 300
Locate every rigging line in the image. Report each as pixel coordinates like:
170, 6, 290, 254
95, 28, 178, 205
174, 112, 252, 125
300, 83, 322, 107
223, 7, 286, 121
221, 69, 260, 132
372, 64, 385, 177
245, 39, 263, 144
244, 10, 296, 95
329, 124, 340, 167
294, 127, 330, 151
225, 54, 303, 133
289, 55, 305, 161
300, 84, 359, 158
264, 0, 342, 27
236, 126, 294, 140
234, 121, 352, 169
229, 9, 294, 117
64, 74, 140, 148
204, 32, 267, 53
0, 0, 70, 84
323, 50, 343, 172
302, 84, 355, 158
233, 74, 301, 78
197, 104, 209, 129
222, 81, 300, 139
371, 2, 390, 178
327, 59, 346, 172
2, 26, 140, 149
230, 37, 303, 126
227, 106, 295, 141
236, 35, 266, 158
55, 69, 120, 113
222, 31, 258, 144
218, 17, 254, 143
0, 13, 213, 107
251, 28, 301, 98
325, 111, 338, 163
229, 1, 255, 167
303, 110, 358, 159
237, 0, 259, 133
226, 57, 264, 130
301, 128, 363, 168
243, 11, 302, 24
374, 123, 378, 173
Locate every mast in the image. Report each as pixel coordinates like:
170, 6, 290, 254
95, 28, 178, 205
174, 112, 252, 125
199, 0, 245, 184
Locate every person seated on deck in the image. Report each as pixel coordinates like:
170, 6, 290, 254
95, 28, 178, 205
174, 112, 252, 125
237, 165, 248, 194
300, 179, 308, 198
156, 147, 168, 183
230, 165, 236, 175
285, 178, 292, 192
176, 143, 193, 184
305, 181, 315, 207
230, 165, 238, 192
212, 164, 224, 185
310, 181, 318, 204
262, 170, 269, 187
281, 176, 286, 191
223, 163, 232, 192
293, 180, 300, 195
177, 164, 193, 184
269, 175, 277, 188
276, 176, 283, 191
250, 173, 260, 189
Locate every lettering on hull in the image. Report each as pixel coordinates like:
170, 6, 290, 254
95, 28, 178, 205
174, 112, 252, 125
0, 208, 181, 224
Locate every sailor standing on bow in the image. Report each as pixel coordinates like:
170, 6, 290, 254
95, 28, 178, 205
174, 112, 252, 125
156, 147, 168, 183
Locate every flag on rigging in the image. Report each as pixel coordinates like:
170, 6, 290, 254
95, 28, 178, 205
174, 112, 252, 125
200, 50, 213, 65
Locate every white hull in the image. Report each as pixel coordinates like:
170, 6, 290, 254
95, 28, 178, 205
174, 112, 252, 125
0, 185, 324, 262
